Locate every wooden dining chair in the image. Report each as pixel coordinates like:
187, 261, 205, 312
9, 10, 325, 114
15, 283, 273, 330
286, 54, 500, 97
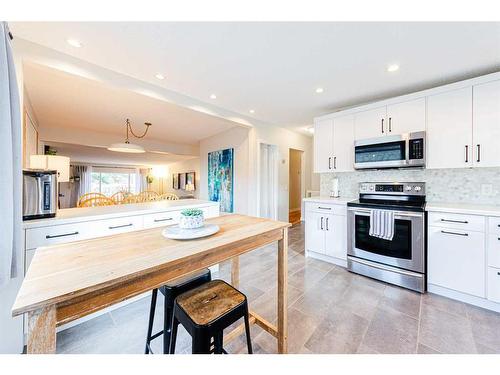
136, 191, 160, 202
77, 192, 107, 207
78, 196, 115, 207
158, 193, 179, 201
121, 194, 139, 204
111, 191, 132, 204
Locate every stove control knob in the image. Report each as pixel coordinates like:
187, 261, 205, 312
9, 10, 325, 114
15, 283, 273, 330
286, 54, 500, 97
414, 186, 422, 192
369, 185, 375, 191
406, 185, 412, 191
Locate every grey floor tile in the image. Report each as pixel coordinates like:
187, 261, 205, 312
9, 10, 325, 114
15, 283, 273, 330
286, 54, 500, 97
417, 343, 441, 354
422, 293, 468, 318
419, 304, 477, 354
381, 285, 421, 319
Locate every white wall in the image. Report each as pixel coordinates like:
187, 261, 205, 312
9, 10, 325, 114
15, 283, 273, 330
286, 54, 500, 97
198, 124, 318, 222
152, 158, 201, 198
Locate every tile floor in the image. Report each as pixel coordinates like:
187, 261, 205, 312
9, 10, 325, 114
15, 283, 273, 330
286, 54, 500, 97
56, 222, 500, 354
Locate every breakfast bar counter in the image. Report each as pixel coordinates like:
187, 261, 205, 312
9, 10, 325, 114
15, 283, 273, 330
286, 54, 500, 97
13, 214, 291, 354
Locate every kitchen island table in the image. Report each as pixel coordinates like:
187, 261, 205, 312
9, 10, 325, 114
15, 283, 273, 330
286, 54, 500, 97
12, 214, 290, 354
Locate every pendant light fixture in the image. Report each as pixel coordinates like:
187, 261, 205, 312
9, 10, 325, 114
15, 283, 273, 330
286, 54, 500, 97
108, 118, 152, 153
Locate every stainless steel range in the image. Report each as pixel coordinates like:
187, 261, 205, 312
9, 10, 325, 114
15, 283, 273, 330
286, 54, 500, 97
347, 182, 426, 292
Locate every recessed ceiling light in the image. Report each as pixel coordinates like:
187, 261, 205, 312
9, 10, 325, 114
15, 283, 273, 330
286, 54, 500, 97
387, 64, 400, 72
66, 39, 83, 48
210, 94, 217, 99
249, 109, 255, 114
315, 87, 324, 94
155, 74, 165, 80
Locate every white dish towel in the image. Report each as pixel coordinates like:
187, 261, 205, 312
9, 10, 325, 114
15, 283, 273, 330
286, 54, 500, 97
369, 209, 395, 241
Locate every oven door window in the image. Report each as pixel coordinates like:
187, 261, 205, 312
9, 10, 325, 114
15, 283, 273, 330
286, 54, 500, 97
354, 215, 412, 259
355, 141, 406, 164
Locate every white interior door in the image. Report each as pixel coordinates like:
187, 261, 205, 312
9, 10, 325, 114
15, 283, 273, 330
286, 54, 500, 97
354, 106, 387, 140
386, 98, 426, 134
314, 118, 333, 173
473, 80, 500, 168
259, 143, 278, 219
427, 87, 473, 169
332, 115, 354, 172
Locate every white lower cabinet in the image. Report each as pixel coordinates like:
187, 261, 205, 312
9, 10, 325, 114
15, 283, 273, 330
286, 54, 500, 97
305, 202, 347, 265
487, 267, 500, 303
428, 225, 485, 298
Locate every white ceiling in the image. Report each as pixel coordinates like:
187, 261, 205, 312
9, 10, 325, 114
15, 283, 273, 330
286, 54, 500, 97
44, 141, 195, 167
10, 22, 500, 131
23, 62, 238, 146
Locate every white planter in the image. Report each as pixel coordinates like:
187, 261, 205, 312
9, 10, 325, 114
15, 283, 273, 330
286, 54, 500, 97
179, 213, 204, 229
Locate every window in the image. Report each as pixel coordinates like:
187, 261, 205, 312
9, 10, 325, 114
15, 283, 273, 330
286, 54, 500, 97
91, 167, 138, 196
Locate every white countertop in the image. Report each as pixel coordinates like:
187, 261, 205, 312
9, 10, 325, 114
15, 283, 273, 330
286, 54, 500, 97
23, 199, 219, 229
303, 196, 356, 205
425, 202, 500, 217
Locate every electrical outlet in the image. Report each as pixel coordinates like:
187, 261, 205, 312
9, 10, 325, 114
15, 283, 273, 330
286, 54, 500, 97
481, 183, 494, 196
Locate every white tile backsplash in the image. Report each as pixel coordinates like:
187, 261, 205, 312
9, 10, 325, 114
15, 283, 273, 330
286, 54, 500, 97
320, 168, 500, 204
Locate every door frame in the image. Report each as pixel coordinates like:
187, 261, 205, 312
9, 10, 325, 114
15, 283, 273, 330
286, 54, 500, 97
289, 147, 306, 222
257, 141, 279, 220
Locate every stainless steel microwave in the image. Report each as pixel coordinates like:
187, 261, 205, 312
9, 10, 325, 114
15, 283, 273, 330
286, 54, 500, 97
354, 131, 425, 170
23, 169, 57, 220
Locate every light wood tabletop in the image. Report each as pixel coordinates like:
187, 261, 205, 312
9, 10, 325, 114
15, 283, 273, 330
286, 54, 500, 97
13, 214, 291, 354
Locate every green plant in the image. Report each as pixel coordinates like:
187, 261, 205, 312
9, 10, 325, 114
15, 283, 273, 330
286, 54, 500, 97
181, 208, 203, 216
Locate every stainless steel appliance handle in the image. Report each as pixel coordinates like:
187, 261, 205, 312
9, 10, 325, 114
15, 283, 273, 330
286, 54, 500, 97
440, 218, 468, 224
441, 230, 469, 237
320, 217, 324, 230
477, 144, 481, 163
109, 223, 133, 230
348, 207, 423, 218
349, 257, 424, 278
46, 231, 79, 239
154, 218, 173, 223
326, 217, 329, 231
381, 118, 384, 133
465, 145, 469, 163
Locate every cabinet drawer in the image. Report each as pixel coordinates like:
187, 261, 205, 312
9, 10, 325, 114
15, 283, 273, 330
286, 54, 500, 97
428, 226, 485, 297
305, 202, 346, 216
488, 234, 500, 268
489, 216, 500, 234
428, 212, 485, 232
94, 215, 144, 237
487, 267, 500, 303
143, 211, 180, 229
26, 222, 95, 250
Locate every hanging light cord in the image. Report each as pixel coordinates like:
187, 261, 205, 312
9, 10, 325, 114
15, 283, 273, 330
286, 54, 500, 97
125, 118, 152, 143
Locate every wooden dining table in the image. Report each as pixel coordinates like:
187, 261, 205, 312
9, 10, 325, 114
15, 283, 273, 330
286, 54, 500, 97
12, 214, 291, 354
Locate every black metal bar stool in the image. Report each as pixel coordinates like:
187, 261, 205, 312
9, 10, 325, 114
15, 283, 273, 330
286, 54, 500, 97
169, 279, 252, 354
145, 268, 211, 354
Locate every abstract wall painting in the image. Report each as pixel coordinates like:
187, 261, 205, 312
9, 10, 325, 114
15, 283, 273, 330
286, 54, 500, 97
208, 148, 234, 213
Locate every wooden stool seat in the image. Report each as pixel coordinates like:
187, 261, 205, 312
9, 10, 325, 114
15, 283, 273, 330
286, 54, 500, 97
170, 280, 253, 354
176, 280, 246, 326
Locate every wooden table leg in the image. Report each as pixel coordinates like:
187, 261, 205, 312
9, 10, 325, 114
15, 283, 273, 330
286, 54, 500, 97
27, 306, 57, 354
277, 228, 288, 354
231, 256, 240, 289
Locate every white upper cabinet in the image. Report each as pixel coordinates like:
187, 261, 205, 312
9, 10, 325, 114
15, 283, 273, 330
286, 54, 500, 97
313, 118, 334, 173
354, 106, 387, 140
386, 98, 426, 134
427, 87, 473, 169
332, 115, 354, 172
473, 80, 500, 168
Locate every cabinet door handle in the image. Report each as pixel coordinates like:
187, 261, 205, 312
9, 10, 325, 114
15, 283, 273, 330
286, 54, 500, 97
109, 223, 133, 230
381, 118, 384, 133
333, 156, 337, 169
477, 144, 481, 163
465, 145, 469, 163
440, 218, 468, 224
154, 218, 173, 223
46, 231, 79, 239
318, 206, 332, 210
320, 217, 324, 230
441, 230, 469, 237
326, 217, 329, 231
328, 157, 332, 170
388, 117, 392, 132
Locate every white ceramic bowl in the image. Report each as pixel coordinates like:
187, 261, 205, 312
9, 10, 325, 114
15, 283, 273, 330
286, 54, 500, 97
179, 213, 204, 229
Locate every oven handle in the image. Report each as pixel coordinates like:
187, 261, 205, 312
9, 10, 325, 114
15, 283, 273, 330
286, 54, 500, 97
348, 207, 423, 218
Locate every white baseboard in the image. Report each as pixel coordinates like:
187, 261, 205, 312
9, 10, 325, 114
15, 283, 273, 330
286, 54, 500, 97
305, 250, 347, 268
428, 284, 500, 313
